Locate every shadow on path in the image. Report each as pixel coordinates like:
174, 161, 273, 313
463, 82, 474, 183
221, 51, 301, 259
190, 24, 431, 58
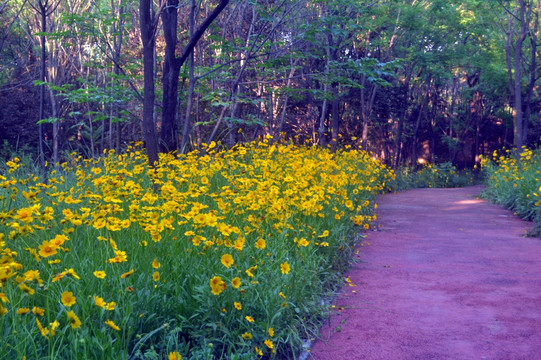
308, 185, 540, 360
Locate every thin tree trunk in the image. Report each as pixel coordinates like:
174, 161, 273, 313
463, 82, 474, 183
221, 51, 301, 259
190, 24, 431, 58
38, 1, 47, 172
160, 0, 230, 152
330, 83, 340, 153
411, 99, 425, 166
523, 0, 539, 146
140, 0, 159, 166
318, 89, 328, 147
513, 1, 528, 150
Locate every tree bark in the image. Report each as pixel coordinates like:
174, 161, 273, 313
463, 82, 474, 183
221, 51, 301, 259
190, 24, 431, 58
160, 0, 181, 153
38, 1, 47, 171
523, 0, 539, 146
140, 0, 159, 166
160, 0, 230, 153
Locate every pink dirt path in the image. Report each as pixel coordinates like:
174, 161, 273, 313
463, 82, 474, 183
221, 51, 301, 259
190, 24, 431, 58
308, 186, 541, 360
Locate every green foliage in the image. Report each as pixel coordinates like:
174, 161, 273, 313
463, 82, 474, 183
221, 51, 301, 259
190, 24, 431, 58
481, 148, 541, 237
391, 162, 478, 191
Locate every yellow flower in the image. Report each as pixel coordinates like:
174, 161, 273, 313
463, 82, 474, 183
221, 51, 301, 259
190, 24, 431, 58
120, 269, 134, 279
245, 315, 254, 322
152, 258, 161, 269
318, 230, 329, 238
94, 296, 107, 308
36, 318, 49, 337
232, 277, 241, 289
234, 302, 242, 310
64, 268, 80, 280
233, 237, 245, 251
93, 270, 106, 279
268, 328, 274, 337
221, 254, 234, 268
32, 307, 45, 316
241, 332, 252, 340
105, 302, 117, 311
245, 265, 257, 278
105, 319, 120, 331
51, 234, 68, 247
50, 320, 60, 337
280, 261, 290, 275
0, 292, 9, 303
210, 276, 226, 295
19, 283, 35, 295
16, 307, 30, 315
264, 339, 274, 349
107, 250, 127, 263
255, 238, 266, 249
61, 291, 76, 307
168, 352, 182, 360
67, 310, 82, 329
38, 240, 58, 258
152, 271, 160, 282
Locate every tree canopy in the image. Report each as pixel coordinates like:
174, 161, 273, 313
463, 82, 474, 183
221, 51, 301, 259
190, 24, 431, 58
0, 0, 539, 167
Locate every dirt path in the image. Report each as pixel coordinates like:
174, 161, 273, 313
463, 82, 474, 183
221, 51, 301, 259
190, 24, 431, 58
308, 186, 541, 360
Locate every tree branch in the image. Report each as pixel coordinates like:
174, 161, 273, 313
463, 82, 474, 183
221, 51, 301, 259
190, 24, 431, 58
175, 0, 230, 69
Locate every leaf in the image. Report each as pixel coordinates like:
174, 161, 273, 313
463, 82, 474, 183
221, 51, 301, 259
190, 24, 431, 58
36, 117, 62, 124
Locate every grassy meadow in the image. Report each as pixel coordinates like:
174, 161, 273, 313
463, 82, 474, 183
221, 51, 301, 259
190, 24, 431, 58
0, 139, 394, 359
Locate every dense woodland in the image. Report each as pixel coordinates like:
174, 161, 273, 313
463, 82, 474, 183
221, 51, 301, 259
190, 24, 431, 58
0, 0, 540, 168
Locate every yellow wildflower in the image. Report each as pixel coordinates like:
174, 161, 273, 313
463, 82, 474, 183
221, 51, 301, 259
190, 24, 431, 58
93, 270, 106, 279
280, 261, 290, 275
105, 319, 120, 331
210, 276, 226, 295
232, 277, 241, 289
120, 269, 134, 279
66, 310, 82, 329
61, 291, 76, 307
168, 352, 182, 360
94, 296, 106, 308
221, 254, 234, 268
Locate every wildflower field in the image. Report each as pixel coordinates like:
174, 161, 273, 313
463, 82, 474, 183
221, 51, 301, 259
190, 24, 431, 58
482, 148, 541, 237
0, 140, 393, 359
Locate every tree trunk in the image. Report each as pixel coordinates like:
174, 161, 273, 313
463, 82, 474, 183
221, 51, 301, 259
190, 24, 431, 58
38, 2, 47, 172
140, 0, 159, 166
330, 83, 340, 153
318, 92, 328, 147
523, 0, 539, 147
411, 100, 425, 166
507, 0, 529, 151
180, 0, 196, 153
160, 0, 230, 152
160, 0, 181, 153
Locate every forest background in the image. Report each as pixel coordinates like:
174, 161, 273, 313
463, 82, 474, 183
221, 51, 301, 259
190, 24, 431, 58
0, 0, 540, 167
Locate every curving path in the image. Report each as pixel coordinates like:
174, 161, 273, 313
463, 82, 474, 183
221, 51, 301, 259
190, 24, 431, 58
309, 186, 541, 360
